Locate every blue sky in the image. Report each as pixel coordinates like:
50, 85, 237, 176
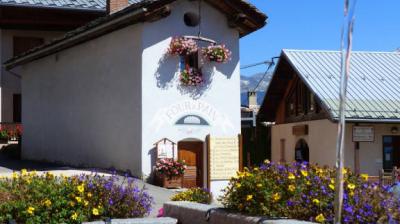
240, 0, 400, 76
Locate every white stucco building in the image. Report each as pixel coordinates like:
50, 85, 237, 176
4, 0, 266, 195
259, 50, 400, 176
0, 0, 105, 123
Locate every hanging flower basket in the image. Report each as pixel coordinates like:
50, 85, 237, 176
168, 37, 198, 56
202, 44, 231, 63
179, 68, 203, 86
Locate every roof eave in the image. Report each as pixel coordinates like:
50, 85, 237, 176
332, 118, 400, 124
0, 3, 105, 12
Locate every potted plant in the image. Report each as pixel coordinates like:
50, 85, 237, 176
0, 128, 9, 144
155, 158, 186, 189
179, 68, 203, 86
202, 44, 231, 63
168, 37, 198, 56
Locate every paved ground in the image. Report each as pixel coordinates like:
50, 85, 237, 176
0, 144, 175, 217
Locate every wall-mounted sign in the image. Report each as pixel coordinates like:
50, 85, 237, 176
353, 126, 374, 142
292, 125, 309, 136
175, 115, 209, 126
208, 136, 239, 180
155, 138, 177, 160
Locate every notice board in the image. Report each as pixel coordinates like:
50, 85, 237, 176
208, 136, 240, 181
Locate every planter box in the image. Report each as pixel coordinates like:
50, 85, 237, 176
0, 138, 8, 144
155, 174, 183, 189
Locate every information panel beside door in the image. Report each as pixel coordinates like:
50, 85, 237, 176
208, 136, 240, 181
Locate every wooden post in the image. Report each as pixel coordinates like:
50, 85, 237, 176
354, 123, 360, 175
238, 134, 243, 171
206, 134, 211, 190
354, 141, 360, 175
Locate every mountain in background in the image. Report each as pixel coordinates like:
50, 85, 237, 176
240, 72, 272, 107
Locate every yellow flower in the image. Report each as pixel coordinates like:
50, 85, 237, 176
12, 172, 18, 179
264, 159, 270, 164
27, 206, 35, 215
348, 183, 356, 190
84, 200, 89, 207
92, 208, 99, 216
87, 192, 93, 198
46, 172, 54, 179
329, 184, 335, 190
301, 170, 308, 177
272, 193, 281, 202
29, 170, 38, 176
44, 199, 52, 207
315, 213, 326, 223
306, 181, 311, 186
313, 199, 320, 205
69, 201, 75, 207
288, 185, 296, 192
330, 179, 335, 184
246, 195, 253, 201
343, 168, 348, 175
71, 212, 78, 220
75, 196, 82, 203
254, 167, 259, 171
21, 169, 27, 176
288, 173, 295, 180
77, 184, 85, 193
257, 183, 263, 188
236, 183, 242, 188
361, 174, 369, 181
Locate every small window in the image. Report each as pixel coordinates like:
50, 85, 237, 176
13, 36, 44, 56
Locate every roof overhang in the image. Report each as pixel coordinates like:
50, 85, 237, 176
0, 4, 104, 31
3, 0, 267, 70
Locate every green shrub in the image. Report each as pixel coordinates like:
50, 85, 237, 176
171, 188, 212, 204
0, 170, 153, 223
220, 161, 400, 223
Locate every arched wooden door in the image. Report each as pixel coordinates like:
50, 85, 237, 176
178, 141, 203, 188
295, 139, 309, 162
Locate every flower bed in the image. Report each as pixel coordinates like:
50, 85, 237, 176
0, 171, 153, 223
171, 188, 212, 204
220, 161, 400, 223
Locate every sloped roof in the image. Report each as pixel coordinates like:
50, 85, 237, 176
282, 49, 400, 122
0, 0, 139, 10
4, 0, 267, 69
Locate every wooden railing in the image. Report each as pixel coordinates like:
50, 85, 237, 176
377, 167, 400, 187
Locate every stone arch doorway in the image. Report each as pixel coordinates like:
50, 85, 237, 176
178, 139, 204, 188
295, 139, 309, 162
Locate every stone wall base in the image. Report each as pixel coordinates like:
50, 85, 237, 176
163, 201, 316, 224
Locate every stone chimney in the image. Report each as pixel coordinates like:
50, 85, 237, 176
248, 91, 258, 110
106, 0, 129, 14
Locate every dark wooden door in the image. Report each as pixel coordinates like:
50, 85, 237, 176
178, 141, 203, 188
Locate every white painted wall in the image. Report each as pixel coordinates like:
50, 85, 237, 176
19, 0, 242, 198
20, 24, 143, 175
271, 119, 400, 176
141, 0, 240, 197
1, 29, 63, 122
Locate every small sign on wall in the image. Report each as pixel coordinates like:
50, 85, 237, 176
353, 126, 374, 142
208, 136, 239, 181
292, 125, 308, 136
155, 138, 177, 160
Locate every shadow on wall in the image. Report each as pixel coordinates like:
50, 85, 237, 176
155, 52, 238, 100
147, 147, 157, 183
